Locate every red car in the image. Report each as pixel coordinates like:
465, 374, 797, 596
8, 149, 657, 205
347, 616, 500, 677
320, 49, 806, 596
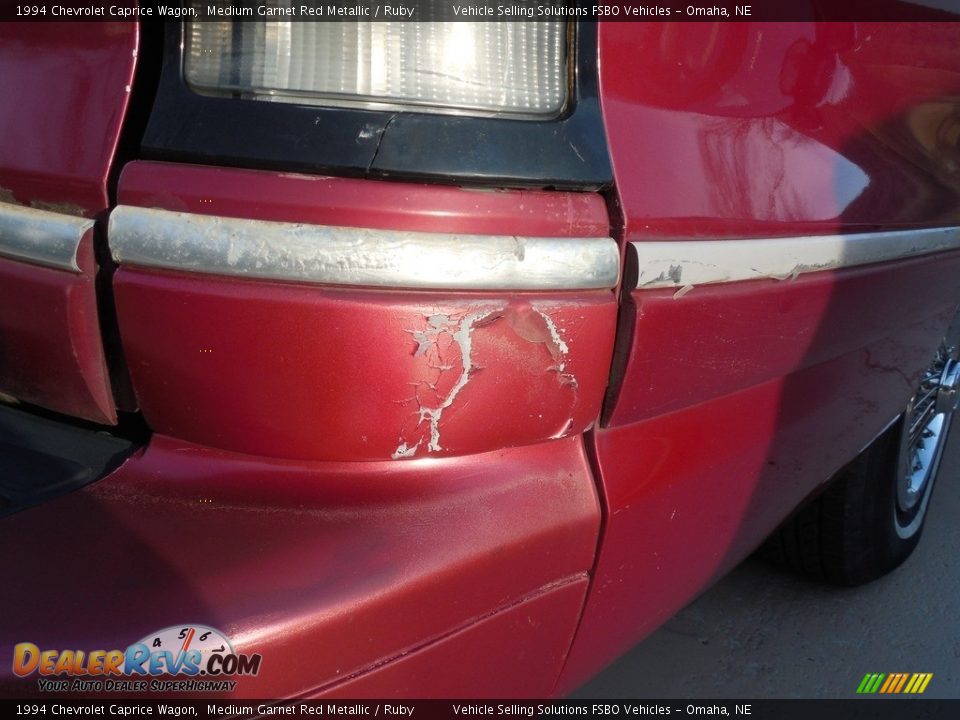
2, 5, 960, 699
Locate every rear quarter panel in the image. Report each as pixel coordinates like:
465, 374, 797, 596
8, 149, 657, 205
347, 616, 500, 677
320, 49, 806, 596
559, 20, 960, 691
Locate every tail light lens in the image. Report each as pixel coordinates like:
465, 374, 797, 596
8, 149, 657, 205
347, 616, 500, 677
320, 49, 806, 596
185, 11, 568, 117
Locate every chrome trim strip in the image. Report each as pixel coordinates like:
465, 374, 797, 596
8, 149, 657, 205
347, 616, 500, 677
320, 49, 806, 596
0, 202, 93, 273
109, 206, 620, 290
630, 227, 960, 290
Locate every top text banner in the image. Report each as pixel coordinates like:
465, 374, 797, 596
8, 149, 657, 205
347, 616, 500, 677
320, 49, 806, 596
5, 1, 960, 22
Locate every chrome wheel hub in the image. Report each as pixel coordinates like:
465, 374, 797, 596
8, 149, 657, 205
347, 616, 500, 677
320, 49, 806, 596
896, 345, 956, 524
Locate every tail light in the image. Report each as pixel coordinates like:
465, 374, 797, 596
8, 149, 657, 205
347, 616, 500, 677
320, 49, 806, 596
185, 15, 568, 118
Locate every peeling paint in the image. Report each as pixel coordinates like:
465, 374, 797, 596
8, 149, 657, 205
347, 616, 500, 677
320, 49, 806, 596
391, 440, 421, 459
393, 309, 497, 459
673, 284, 695, 299
531, 306, 578, 396
534, 307, 570, 359
392, 303, 580, 459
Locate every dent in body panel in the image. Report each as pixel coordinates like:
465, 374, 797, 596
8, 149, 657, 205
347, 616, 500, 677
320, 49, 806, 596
392, 303, 578, 459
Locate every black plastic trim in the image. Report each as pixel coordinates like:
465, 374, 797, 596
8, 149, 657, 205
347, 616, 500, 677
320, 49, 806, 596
0, 405, 139, 518
142, 21, 612, 189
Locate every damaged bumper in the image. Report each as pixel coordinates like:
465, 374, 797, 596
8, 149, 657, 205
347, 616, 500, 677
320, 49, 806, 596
107, 162, 621, 463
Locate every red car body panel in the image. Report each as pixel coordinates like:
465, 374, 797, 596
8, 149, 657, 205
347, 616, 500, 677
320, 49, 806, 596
0, 22, 137, 423
3, 16, 960, 700
608, 254, 960, 427
118, 161, 611, 238
0, 238, 115, 424
114, 270, 615, 461
0, 434, 599, 698
0, 22, 136, 215
599, 22, 960, 237
112, 163, 617, 461
318, 579, 589, 699
557, 258, 960, 691
554, 20, 960, 691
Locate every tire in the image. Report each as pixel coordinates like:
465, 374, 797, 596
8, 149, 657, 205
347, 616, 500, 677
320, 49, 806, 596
764, 341, 959, 587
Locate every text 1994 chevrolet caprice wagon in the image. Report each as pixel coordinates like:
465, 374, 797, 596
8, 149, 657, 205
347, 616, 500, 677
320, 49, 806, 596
2, 2, 960, 699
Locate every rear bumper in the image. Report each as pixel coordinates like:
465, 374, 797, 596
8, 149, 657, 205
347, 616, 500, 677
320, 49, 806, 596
0, 429, 600, 699
108, 162, 620, 463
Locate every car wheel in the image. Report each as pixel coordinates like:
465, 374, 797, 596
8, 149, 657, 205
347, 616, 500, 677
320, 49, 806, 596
764, 340, 960, 586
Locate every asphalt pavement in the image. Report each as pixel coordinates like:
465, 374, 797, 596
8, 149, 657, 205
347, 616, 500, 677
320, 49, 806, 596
573, 427, 960, 699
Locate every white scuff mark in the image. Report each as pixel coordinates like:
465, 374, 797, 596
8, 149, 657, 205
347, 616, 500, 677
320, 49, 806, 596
533, 307, 569, 367
770, 265, 803, 281
391, 440, 421, 460
551, 418, 575, 440
673, 283, 695, 299
630, 229, 960, 290
357, 124, 378, 140
393, 309, 495, 459
532, 305, 579, 437
532, 305, 578, 393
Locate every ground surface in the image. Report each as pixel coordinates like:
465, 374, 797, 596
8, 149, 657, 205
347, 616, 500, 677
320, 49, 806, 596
573, 429, 960, 699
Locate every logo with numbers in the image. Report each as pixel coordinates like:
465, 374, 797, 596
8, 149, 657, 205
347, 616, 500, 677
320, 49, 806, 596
13, 623, 262, 680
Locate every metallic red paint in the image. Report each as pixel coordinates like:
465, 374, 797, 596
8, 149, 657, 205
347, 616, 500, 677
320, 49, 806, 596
598, 22, 960, 238
119, 161, 611, 238
558, 257, 960, 691
4, 16, 960, 701
554, 19, 960, 691
318, 579, 590, 699
0, 236, 115, 424
0, 22, 137, 422
0, 23, 137, 215
608, 252, 960, 427
114, 269, 615, 461
0, 434, 599, 698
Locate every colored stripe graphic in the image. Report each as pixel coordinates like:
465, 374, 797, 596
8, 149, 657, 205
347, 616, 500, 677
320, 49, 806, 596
894, 674, 910, 693
857, 672, 933, 694
857, 673, 886, 694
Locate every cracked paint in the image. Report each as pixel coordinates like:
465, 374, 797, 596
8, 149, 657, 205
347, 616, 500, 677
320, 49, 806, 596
392, 309, 498, 459
392, 303, 579, 459
532, 305, 578, 391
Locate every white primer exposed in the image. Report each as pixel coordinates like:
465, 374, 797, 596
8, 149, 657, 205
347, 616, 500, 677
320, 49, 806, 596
629, 227, 960, 290
393, 309, 496, 459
